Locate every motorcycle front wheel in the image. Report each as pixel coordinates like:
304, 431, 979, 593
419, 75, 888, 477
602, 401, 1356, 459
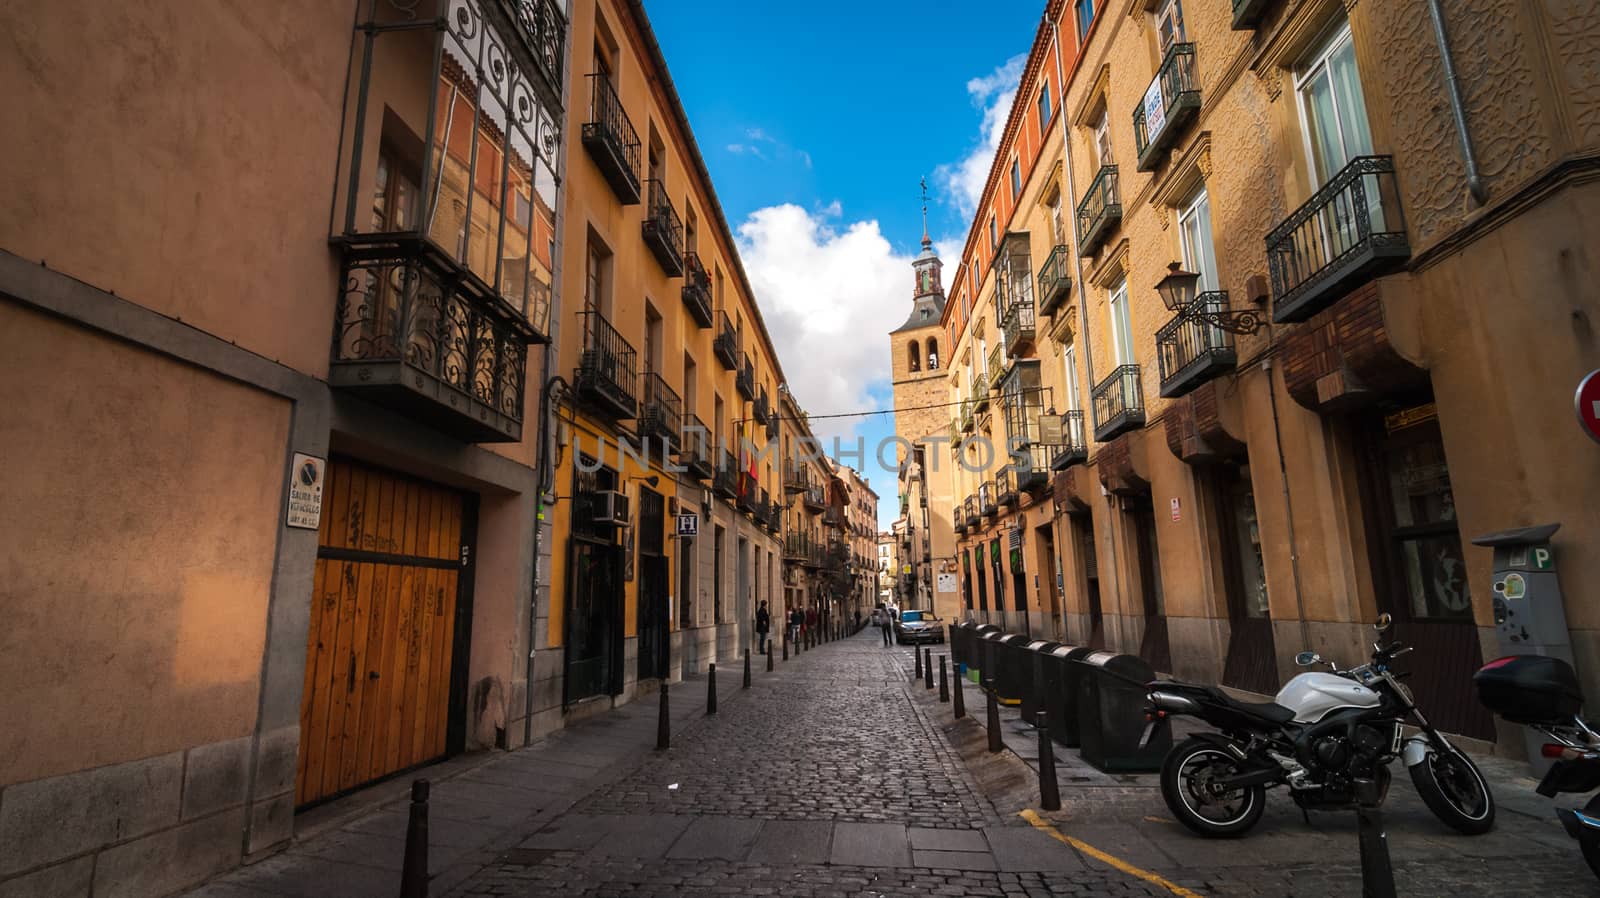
1409, 745, 1495, 834
1160, 738, 1267, 838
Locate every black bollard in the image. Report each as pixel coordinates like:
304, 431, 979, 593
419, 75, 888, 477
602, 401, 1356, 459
656, 681, 670, 751
1357, 804, 1398, 898
1037, 710, 1061, 811
953, 667, 966, 719
767, 643, 774, 672
924, 648, 934, 690
707, 663, 718, 715
782, 637, 788, 661
939, 656, 950, 703
743, 651, 752, 689
399, 779, 429, 898
914, 645, 923, 680
985, 678, 1003, 753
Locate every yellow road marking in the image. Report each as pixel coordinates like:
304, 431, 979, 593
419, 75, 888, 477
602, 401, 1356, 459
1019, 809, 1204, 898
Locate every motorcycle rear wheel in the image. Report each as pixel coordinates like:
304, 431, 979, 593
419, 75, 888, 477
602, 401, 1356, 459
1160, 738, 1267, 838
1579, 795, 1600, 881
1409, 745, 1495, 835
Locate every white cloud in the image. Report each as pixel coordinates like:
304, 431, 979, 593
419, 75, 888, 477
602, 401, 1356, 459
735, 203, 914, 446
934, 52, 1027, 219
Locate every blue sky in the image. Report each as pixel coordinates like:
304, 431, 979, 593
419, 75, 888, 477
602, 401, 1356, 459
649, 0, 1042, 530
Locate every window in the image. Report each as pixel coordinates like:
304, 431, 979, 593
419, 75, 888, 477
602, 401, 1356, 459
371, 149, 418, 232
1037, 85, 1052, 131
988, 216, 998, 251
644, 303, 663, 374
1010, 158, 1022, 200
684, 204, 698, 254
1050, 193, 1065, 245
908, 340, 921, 372
1295, 20, 1373, 184
1156, 0, 1186, 53
1075, 0, 1096, 43
1063, 344, 1081, 409
927, 338, 940, 369
683, 354, 697, 417
584, 236, 611, 315
1109, 279, 1134, 365
1178, 188, 1219, 292
714, 265, 725, 309
1093, 113, 1111, 169
977, 335, 988, 377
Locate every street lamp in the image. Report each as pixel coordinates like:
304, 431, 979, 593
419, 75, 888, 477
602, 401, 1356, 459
1154, 262, 1265, 335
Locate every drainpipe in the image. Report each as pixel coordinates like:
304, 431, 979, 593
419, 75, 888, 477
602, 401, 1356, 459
1424, 0, 1487, 205
1263, 357, 1312, 650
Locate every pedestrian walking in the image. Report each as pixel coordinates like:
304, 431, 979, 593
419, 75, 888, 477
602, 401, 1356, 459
755, 600, 770, 654
805, 605, 818, 641
788, 607, 802, 646
876, 605, 893, 647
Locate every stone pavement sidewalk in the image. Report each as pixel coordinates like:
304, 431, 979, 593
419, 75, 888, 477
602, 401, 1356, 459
181, 666, 744, 898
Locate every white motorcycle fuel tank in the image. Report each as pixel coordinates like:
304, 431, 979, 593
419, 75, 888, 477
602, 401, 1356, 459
1274, 672, 1381, 724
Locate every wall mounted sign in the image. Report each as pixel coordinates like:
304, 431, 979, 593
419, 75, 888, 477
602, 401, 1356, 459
675, 514, 699, 537
286, 453, 326, 530
1170, 497, 1181, 522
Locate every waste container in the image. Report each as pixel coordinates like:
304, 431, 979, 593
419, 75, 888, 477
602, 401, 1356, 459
1073, 652, 1170, 773
973, 625, 1002, 684
993, 634, 1031, 705
1020, 641, 1060, 726
1048, 645, 1098, 746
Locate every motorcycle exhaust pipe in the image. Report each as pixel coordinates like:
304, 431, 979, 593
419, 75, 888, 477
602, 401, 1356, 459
1147, 690, 1201, 715
1216, 767, 1281, 790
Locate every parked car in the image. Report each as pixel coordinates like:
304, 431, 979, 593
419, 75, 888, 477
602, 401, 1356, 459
894, 609, 943, 645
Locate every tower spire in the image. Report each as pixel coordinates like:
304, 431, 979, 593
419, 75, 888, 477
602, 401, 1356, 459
919, 176, 931, 249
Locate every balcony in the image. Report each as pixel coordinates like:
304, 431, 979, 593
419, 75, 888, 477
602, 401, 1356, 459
331, 244, 540, 443
824, 507, 845, 529
1050, 410, 1089, 470
1133, 43, 1201, 172
681, 252, 713, 327
510, 0, 567, 97
803, 486, 825, 513
681, 413, 714, 480
574, 309, 638, 420
736, 355, 756, 400
1232, 0, 1272, 29
970, 372, 990, 413
736, 481, 757, 516
1037, 245, 1073, 316
960, 398, 976, 433
1092, 365, 1146, 442
949, 418, 961, 450
1267, 156, 1410, 324
639, 372, 681, 453
1156, 292, 1238, 398
641, 179, 685, 276
1001, 296, 1036, 357
987, 345, 1006, 388
784, 461, 810, 494
980, 482, 998, 518
581, 74, 641, 204
1076, 166, 1122, 258
753, 386, 770, 428
996, 468, 1017, 508
713, 310, 739, 370
784, 532, 812, 562
954, 516, 967, 536
1016, 444, 1053, 493
715, 450, 739, 499
765, 408, 779, 442
964, 496, 981, 530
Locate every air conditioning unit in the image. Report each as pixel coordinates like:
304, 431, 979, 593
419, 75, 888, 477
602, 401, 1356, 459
592, 490, 631, 526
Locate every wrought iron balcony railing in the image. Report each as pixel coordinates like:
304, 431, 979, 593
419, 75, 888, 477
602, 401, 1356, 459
1001, 293, 1036, 357
987, 344, 1006, 388
980, 481, 998, 517
641, 179, 684, 276
949, 418, 961, 451
575, 309, 638, 420
1232, 0, 1271, 29
955, 515, 968, 535
1091, 364, 1145, 442
784, 531, 812, 562
964, 496, 981, 529
682, 252, 713, 327
803, 486, 825, 513
1015, 444, 1053, 493
1267, 155, 1410, 323
1037, 245, 1073, 316
713, 310, 739, 370
1076, 165, 1122, 258
736, 354, 756, 400
995, 468, 1017, 508
331, 246, 539, 443
511, 0, 567, 99
715, 449, 739, 499
581, 74, 641, 204
960, 398, 975, 433
765, 406, 779, 441
970, 372, 990, 412
1050, 410, 1088, 470
753, 385, 770, 427
1133, 43, 1200, 172
640, 371, 681, 453
824, 506, 845, 529
1156, 291, 1238, 398
681, 413, 714, 480
784, 461, 810, 494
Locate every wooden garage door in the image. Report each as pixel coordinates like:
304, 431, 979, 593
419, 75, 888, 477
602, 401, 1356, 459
296, 459, 467, 807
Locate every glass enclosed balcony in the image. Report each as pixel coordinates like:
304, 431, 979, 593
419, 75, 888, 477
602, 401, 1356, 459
582, 72, 640, 204
994, 232, 1036, 356
1156, 291, 1238, 398
1267, 156, 1409, 323
1133, 43, 1200, 172
980, 481, 998, 517
574, 309, 638, 420
641, 178, 684, 276
964, 496, 981, 530
995, 468, 1017, 508
1091, 365, 1145, 442
1076, 166, 1122, 258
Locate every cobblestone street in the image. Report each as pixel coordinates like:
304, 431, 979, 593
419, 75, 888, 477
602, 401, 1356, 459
184, 629, 1600, 898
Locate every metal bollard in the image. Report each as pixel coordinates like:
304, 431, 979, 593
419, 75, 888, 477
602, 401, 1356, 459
767, 643, 774, 672
1357, 804, 1398, 898
985, 678, 1003, 753
743, 651, 752, 689
707, 663, 718, 715
953, 667, 966, 718
399, 779, 429, 898
782, 637, 788, 661
1036, 710, 1061, 811
939, 656, 950, 703
914, 645, 923, 680
924, 648, 934, 690
656, 681, 670, 751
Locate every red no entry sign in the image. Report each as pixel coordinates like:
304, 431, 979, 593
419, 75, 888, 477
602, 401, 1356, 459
1576, 370, 1600, 445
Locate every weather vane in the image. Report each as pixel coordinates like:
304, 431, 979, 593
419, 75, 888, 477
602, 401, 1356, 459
919, 177, 930, 244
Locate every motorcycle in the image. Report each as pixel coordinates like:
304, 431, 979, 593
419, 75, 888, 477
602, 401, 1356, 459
1146, 614, 1495, 838
1474, 653, 1600, 879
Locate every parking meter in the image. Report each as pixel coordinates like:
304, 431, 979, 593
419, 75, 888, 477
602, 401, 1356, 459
1471, 522, 1570, 770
